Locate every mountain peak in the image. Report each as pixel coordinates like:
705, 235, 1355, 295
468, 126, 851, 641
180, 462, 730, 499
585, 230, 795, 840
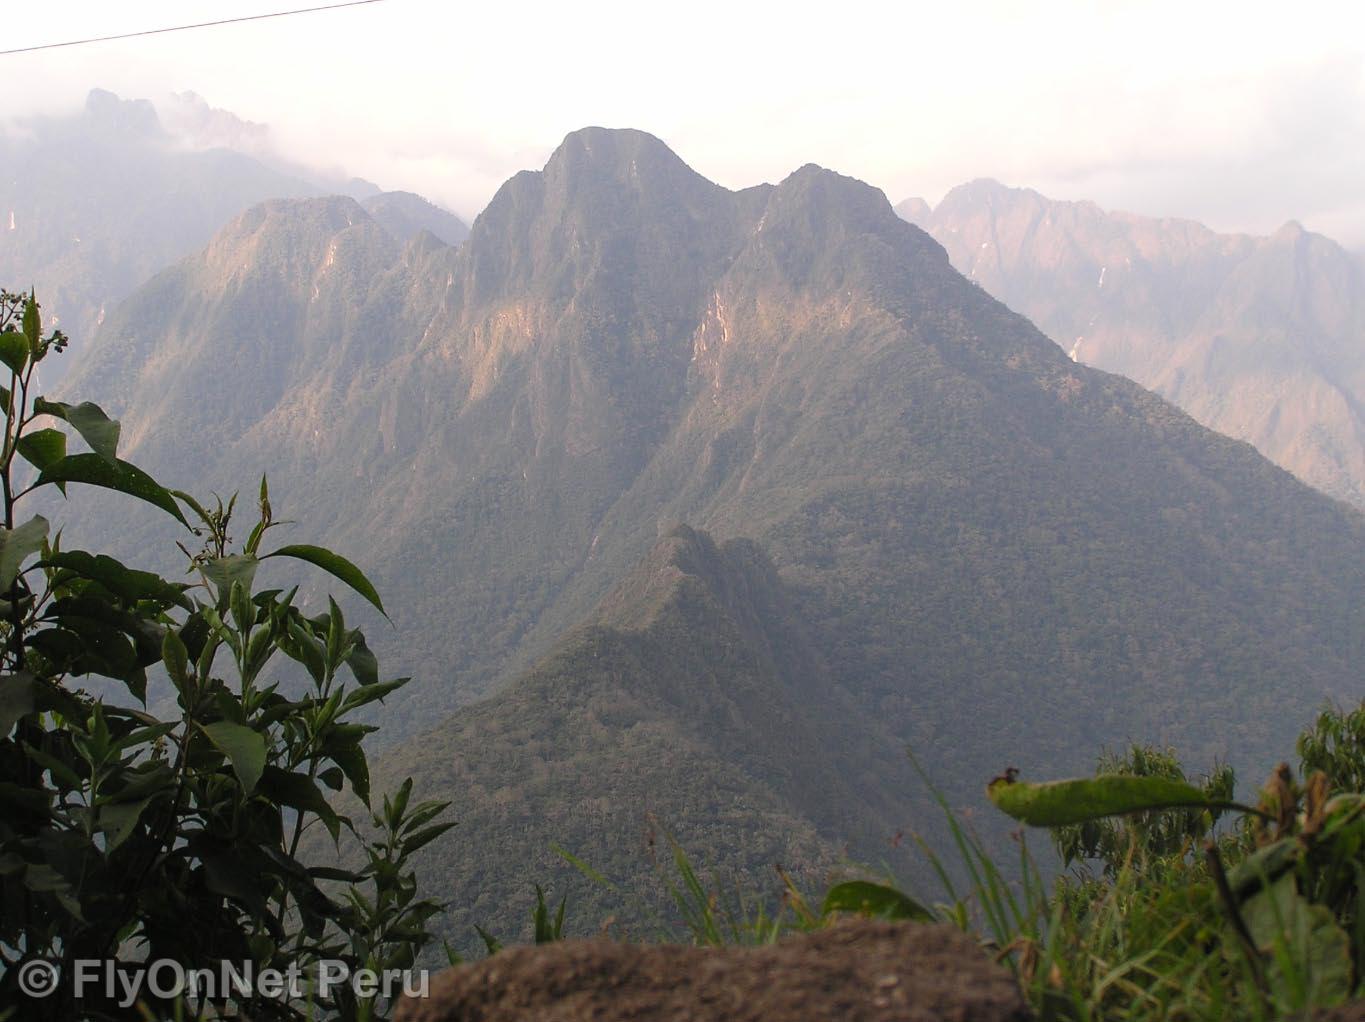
550, 125, 676, 161
541, 126, 713, 199
464, 127, 738, 311
595, 524, 728, 629
937, 178, 1040, 212
959, 177, 1015, 195
185, 194, 393, 310
894, 196, 932, 225
83, 88, 163, 138
764, 163, 898, 233
732, 162, 945, 290
1273, 219, 1307, 242
361, 191, 469, 247
591, 525, 781, 639
225, 194, 372, 238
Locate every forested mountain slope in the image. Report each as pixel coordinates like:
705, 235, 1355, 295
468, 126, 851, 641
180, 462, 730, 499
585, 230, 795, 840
367, 525, 924, 948
58, 128, 1365, 831
899, 181, 1365, 507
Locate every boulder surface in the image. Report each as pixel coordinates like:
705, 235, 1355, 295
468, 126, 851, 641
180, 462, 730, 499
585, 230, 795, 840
395, 919, 1032, 1022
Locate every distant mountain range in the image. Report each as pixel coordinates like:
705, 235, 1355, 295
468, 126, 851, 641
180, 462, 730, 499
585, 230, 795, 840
39, 128, 1365, 944
0, 89, 468, 385
897, 182, 1365, 508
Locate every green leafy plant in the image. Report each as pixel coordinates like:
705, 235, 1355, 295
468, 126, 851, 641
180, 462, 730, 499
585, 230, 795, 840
991, 746, 1238, 878
1299, 700, 1365, 796
457, 884, 569, 962
990, 743, 1364, 1018
0, 291, 451, 1020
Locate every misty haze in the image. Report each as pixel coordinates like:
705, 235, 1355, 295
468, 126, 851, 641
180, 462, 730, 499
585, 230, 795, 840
1, 3, 1363, 1021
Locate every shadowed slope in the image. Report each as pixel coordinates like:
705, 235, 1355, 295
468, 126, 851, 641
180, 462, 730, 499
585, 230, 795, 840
55, 129, 1365, 856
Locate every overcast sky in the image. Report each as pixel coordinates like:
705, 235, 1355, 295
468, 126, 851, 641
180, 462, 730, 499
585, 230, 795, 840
9, 0, 1365, 245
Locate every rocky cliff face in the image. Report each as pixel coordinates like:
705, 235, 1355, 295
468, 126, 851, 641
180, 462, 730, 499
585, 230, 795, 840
58, 130, 1365, 886
902, 179, 1365, 506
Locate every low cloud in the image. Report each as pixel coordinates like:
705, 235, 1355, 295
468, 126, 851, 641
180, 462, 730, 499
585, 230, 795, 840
6, 0, 1363, 243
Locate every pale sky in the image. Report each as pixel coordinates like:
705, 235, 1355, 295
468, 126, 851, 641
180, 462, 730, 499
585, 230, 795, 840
9, 0, 1365, 245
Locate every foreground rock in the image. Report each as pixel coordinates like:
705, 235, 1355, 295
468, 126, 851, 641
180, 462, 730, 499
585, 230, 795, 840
395, 919, 1031, 1022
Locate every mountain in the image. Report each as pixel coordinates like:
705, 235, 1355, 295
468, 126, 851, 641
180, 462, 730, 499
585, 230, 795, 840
0, 89, 467, 385
898, 180, 1365, 507
367, 524, 922, 947
0, 90, 320, 361
360, 191, 470, 247
56, 129, 1365, 932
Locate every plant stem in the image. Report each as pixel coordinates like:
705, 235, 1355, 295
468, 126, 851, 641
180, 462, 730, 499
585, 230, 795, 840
1204, 841, 1267, 996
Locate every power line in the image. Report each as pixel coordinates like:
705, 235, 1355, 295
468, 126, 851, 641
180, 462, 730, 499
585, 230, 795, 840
0, 0, 388, 56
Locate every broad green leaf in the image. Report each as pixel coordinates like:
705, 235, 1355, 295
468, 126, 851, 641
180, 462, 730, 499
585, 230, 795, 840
401, 800, 451, 835
201, 606, 239, 662
229, 580, 255, 635
40, 550, 192, 609
821, 880, 934, 922
345, 633, 379, 687
0, 672, 38, 737
203, 852, 268, 919
39, 596, 164, 697
387, 777, 414, 828
22, 742, 83, 788
325, 597, 345, 669
200, 721, 267, 794
331, 745, 370, 805
242, 626, 275, 681
341, 677, 408, 713
401, 821, 456, 857
33, 399, 120, 464
99, 797, 154, 851
987, 772, 1247, 827
38, 454, 187, 526
245, 475, 273, 555
259, 767, 332, 815
25, 625, 148, 701
0, 330, 27, 374
16, 428, 67, 475
22, 862, 72, 894
0, 515, 49, 590
318, 766, 345, 791
262, 544, 386, 616
162, 629, 190, 688
283, 620, 326, 685
1228, 839, 1301, 899
1320, 793, 1365, 836
1241, 873, 1353, 1009
108, 760, 176, 803
201, 555, 259, 605
259, 767, 339, 841
0, 780, 52, 816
